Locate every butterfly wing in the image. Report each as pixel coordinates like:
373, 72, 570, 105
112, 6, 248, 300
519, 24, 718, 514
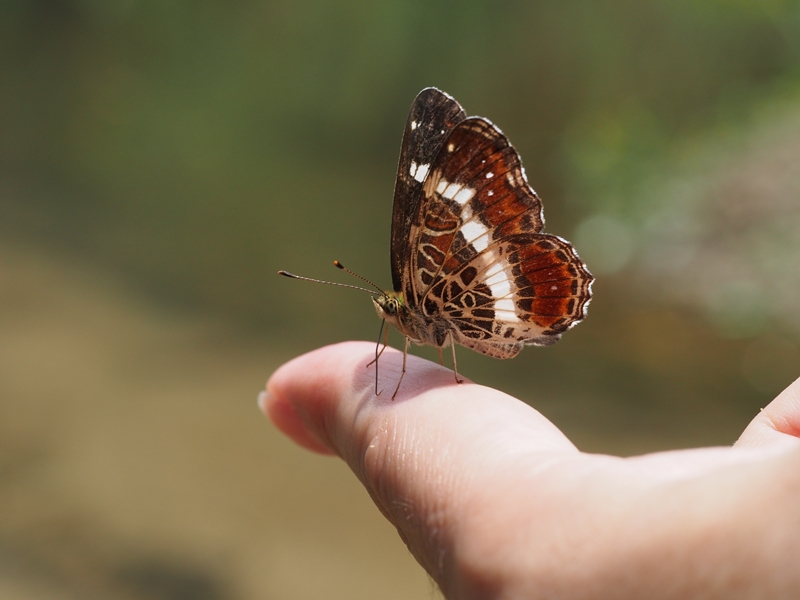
391, 88, 467, 294
406, 117, 593, 356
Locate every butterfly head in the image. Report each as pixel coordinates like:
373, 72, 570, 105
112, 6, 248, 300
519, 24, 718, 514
374, 291, 424, 341
374, 291, 424, 342
372, 291, 404, 323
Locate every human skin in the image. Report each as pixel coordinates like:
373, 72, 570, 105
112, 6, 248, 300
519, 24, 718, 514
261, 341, 800, 600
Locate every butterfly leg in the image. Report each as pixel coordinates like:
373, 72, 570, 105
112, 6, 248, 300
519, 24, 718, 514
391, 336, 410, 400
367, 319, 389, 368
368, 320, 390, 396
437, 346, 444, 366
450, 332, 464, 384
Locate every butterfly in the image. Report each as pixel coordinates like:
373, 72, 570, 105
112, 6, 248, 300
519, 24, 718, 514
281, 88, 593, 398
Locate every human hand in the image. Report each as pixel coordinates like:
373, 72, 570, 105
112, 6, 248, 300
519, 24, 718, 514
262, 341, 800, 600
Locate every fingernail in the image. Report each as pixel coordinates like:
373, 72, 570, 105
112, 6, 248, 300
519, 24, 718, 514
257, 390, 269, 414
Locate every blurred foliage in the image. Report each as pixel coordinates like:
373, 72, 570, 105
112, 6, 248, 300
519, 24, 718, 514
2, 0, 800, 430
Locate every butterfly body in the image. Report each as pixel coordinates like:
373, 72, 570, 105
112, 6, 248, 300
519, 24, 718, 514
373, 291, 453, 349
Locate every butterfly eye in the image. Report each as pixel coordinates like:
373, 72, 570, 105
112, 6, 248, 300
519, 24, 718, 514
385, 299, 399, 315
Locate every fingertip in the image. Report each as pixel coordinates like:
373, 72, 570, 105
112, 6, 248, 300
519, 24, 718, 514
261, 342, 382, 459
737, 376, 800, 449
260, 387, 336, 456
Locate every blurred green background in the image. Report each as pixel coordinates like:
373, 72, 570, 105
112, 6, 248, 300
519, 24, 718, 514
2, 1, 800, 598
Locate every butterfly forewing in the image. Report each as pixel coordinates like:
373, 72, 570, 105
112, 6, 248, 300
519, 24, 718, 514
403, 115, 593, 356
391, 88, 467, 293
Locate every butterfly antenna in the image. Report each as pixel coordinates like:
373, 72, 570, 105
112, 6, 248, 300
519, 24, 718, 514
278, 270, 378, 296
333, 261, 387, 297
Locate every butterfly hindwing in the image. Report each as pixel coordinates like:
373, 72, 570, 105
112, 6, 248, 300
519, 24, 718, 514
443, 233, 594, 355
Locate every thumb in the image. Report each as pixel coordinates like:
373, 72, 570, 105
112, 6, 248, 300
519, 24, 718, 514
736, 375, 800, 450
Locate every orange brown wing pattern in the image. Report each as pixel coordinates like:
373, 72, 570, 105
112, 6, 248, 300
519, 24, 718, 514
404, 117, 593, 356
